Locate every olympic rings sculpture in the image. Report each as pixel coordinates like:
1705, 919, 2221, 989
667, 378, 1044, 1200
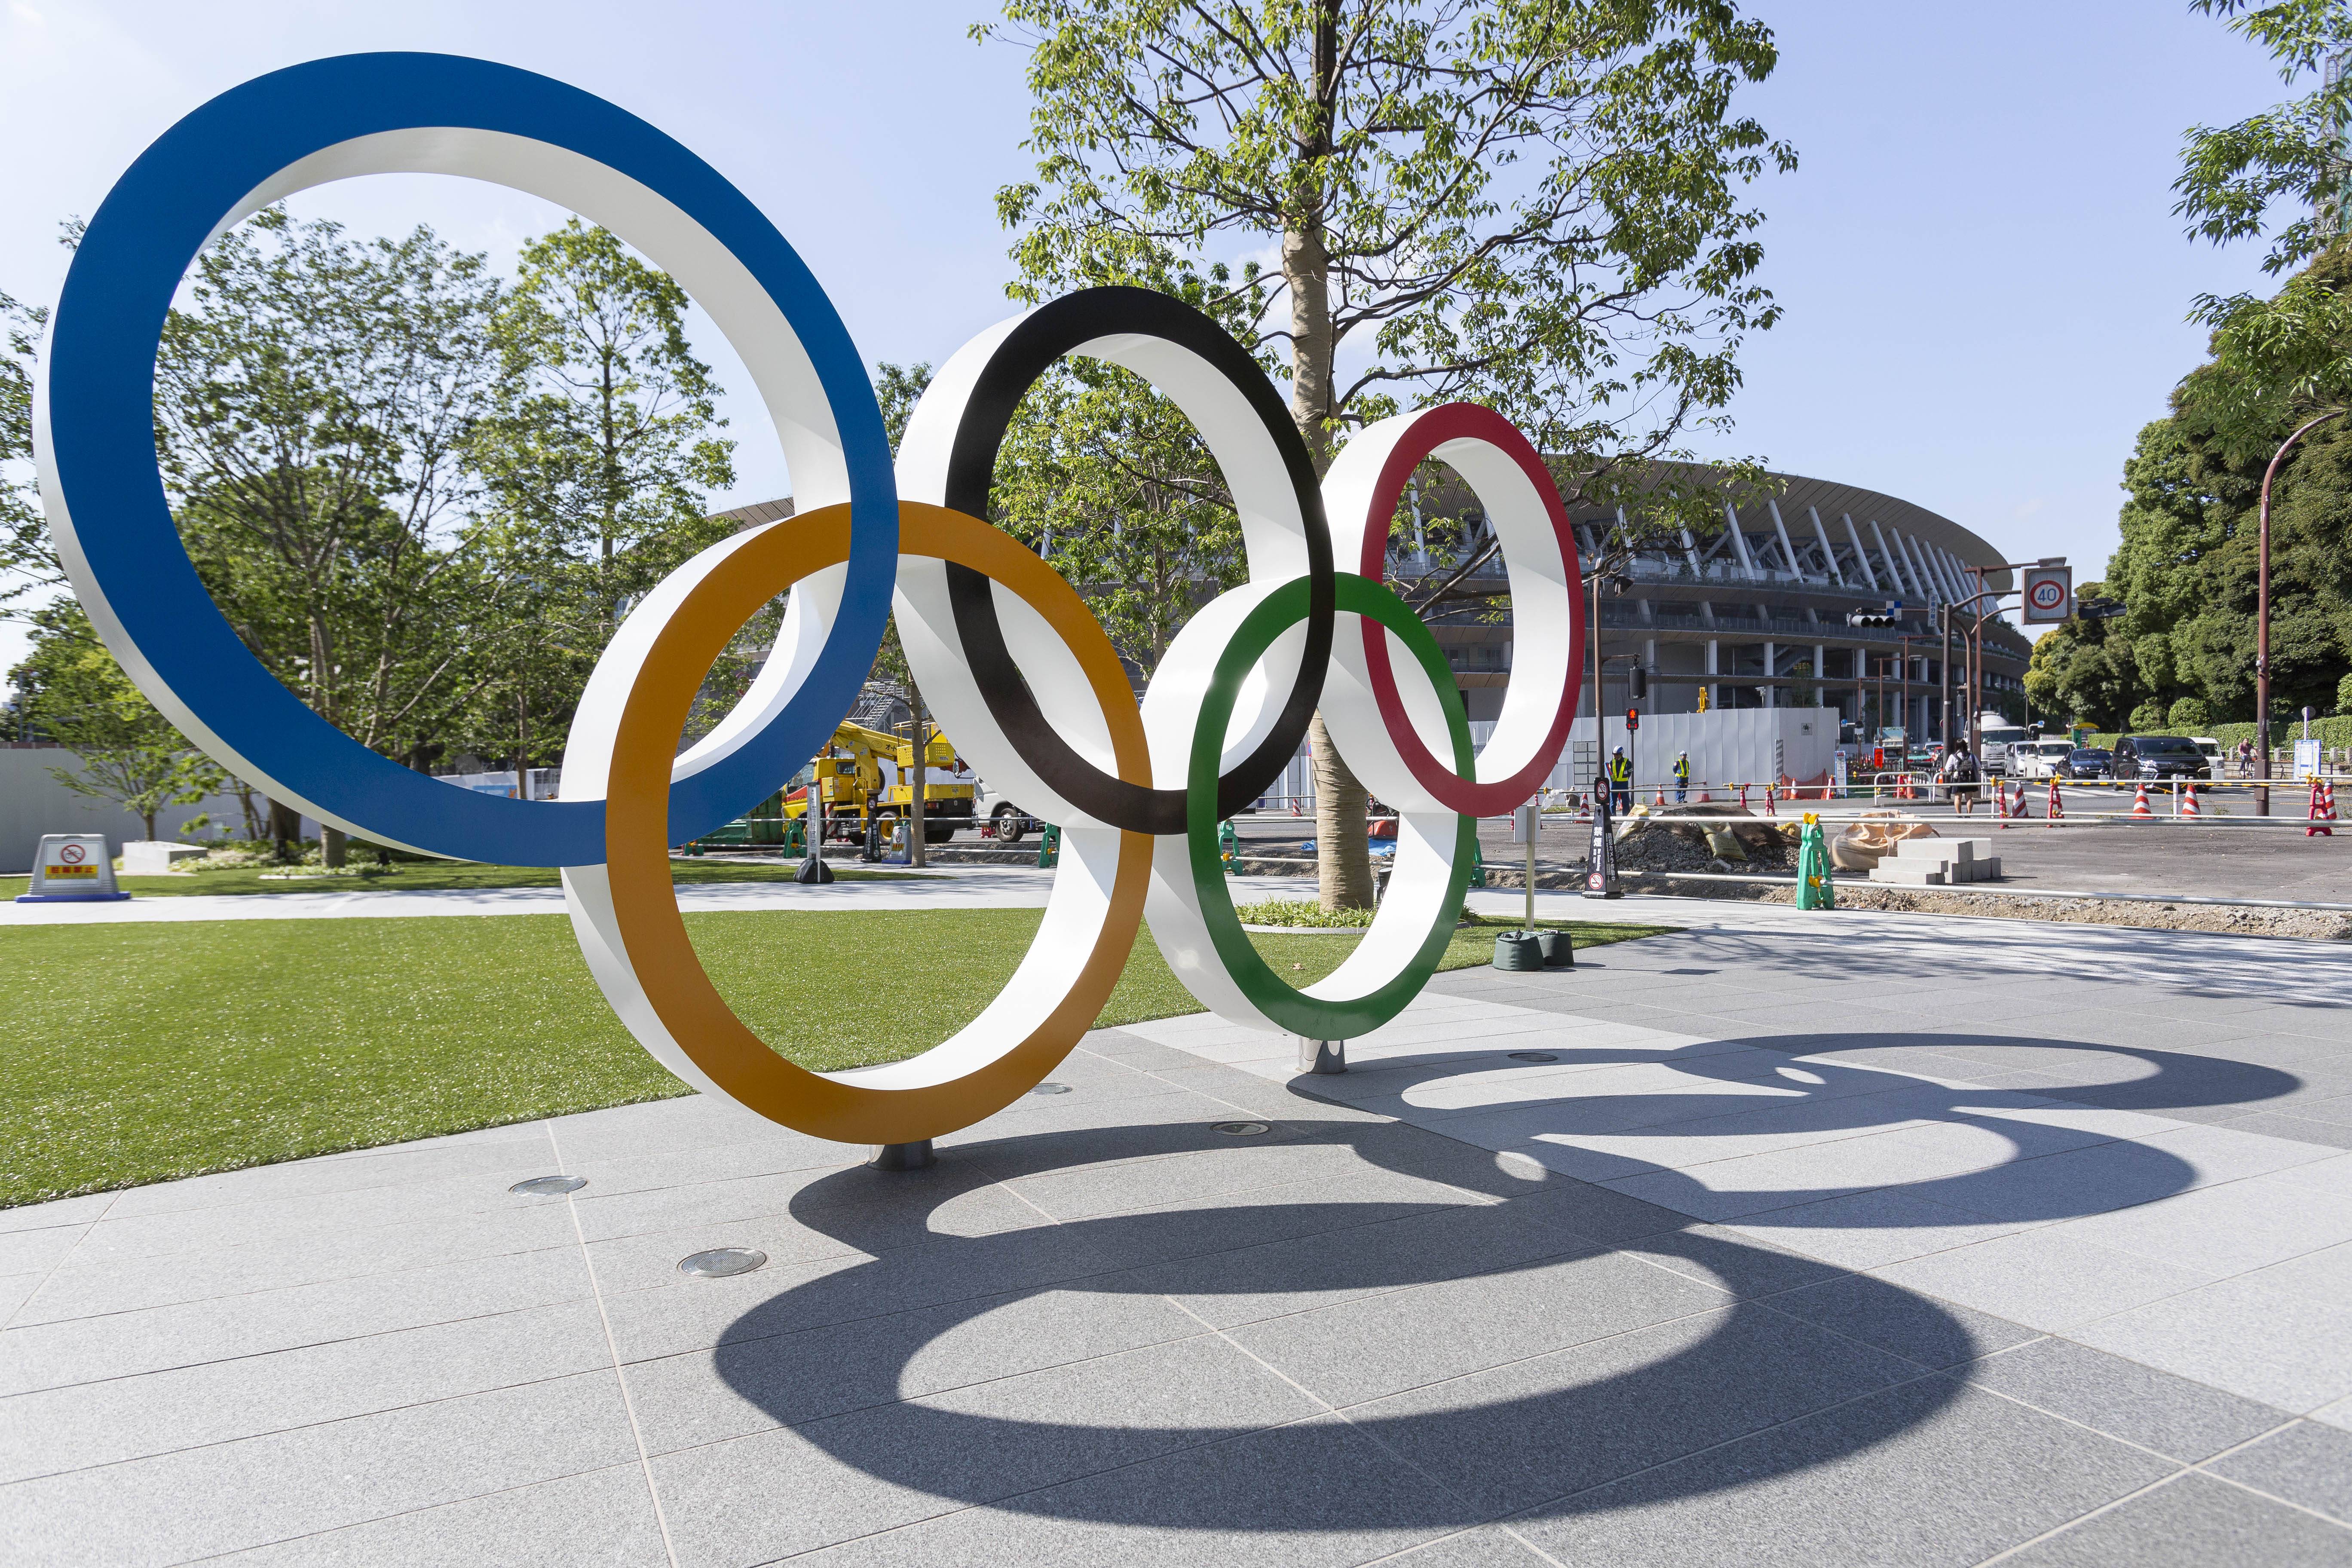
36, 54, 1585, 1146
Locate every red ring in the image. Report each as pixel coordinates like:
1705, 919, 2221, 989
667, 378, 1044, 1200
1354, 404, 1584, 815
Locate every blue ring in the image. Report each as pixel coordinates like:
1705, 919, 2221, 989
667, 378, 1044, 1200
44, 53, 895, 865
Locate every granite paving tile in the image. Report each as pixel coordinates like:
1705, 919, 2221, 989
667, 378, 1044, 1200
3, 1368, 640, 1568
1997, 1470, 2352, 1567
193, 1461, 669, 1568
1511, 1381, 2178, 1568
2206, 1419, 2352, 1524
1958, 1336, 2291, 1461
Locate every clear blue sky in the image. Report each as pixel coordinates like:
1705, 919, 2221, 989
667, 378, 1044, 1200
0, 0, 2293, 681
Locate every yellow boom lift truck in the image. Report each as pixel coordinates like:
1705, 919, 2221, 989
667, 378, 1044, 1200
685, 721, 975, 851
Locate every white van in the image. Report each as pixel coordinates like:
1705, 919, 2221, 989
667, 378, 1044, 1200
2012, 739, 2074, 780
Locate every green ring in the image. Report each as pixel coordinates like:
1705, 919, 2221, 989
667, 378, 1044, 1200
1188, 573, 1477, 1038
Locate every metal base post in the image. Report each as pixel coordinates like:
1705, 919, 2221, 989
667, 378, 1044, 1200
1297, 1038, 1347, 1075
867, 1139, 935, 1171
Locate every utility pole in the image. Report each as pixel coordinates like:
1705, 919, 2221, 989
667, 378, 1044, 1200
1939, 605, 1952, 747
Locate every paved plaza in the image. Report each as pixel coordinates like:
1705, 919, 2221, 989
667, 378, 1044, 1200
7, 896, 2352, 1565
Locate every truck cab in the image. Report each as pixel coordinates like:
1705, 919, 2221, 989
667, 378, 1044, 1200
1977, 717, 2030, 777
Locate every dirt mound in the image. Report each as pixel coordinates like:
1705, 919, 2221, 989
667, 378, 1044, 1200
1611, 807, 1796, 875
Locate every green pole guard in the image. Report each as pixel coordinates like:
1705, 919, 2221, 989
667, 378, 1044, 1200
1037, 823, 1061, 869
1796, 816, 1835, 910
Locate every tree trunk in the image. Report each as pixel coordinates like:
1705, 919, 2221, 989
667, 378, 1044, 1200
1310, 710, 1375, 908
142, 808, 158, 841
1287, 0, 1374, 912
322, 824, 347, 868
268, 798, 302, 863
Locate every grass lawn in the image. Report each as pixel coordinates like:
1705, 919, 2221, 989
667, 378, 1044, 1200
0, 909, 1673, 1206
0, 858, 928, 900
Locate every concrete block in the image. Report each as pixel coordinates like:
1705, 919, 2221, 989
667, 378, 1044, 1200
119, 841, 204, 876
1869, 863, 1948, 885
1951, 837, 1994, 864
1892, 838, 1951, 861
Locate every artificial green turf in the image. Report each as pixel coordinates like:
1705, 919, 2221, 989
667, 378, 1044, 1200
0, 910, 1672, 1206
0, 858, 930, 900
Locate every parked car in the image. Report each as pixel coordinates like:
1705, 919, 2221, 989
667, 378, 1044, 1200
2012, 739, 2076, 780
2061, 747, 2113, 780
2114, 734, 2212, 781
2190, 735, 2225, 773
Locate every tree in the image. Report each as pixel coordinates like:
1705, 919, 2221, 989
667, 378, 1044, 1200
2170, 1, 2352, 462
468, 220, 737, 778
0, 289, 57, 622
981, 0, 1793, 907
156, 208, 502, 861
11, 603, 224, 840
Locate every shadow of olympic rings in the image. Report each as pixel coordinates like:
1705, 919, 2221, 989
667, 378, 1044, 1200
707, 1034, 2294, 1527
1321, 1032, 2302, 1225
709, 1113, 1977, 1529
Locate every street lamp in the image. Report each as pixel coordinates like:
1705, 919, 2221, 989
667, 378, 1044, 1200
2255, 413, 2344, 816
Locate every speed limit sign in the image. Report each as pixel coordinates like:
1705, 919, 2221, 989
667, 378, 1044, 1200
2021, 565, 2073, 625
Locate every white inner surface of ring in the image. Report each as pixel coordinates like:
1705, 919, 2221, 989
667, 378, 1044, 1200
891, 312, 1314, 830
229, 128, 853, 806
1320, 413, 1574, 793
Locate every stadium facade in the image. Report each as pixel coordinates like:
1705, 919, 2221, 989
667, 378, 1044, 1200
1401, 466, 2033, 744
717, 463, 2033, 754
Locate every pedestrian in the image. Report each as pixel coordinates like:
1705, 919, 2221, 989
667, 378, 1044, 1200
1672, 750, 1691, 803
2235, 738, 2254, 778
1942, 741, 1980, 816
1608, 745, 1632, 814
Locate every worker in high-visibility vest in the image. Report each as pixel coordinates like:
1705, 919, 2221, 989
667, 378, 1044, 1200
1672, 751, 1691, 803
1608, 746, 1632, 814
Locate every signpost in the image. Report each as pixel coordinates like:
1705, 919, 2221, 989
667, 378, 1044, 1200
1583, 779, 1620, 899
2020, 565, 2073, 625
17, 834, 129, 903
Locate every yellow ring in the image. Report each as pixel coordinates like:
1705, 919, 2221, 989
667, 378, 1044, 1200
601, 502, 1152, 1145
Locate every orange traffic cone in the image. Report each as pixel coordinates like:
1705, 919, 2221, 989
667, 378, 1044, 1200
2130, 782, 2153, 819
2180, 782, 2200, 819
1655, 786, 1668, 807
2309, 778, 2332, 837
1696, 789, 1710, 803
1576, 794, 1592, 824
1762, 783, 1778, 817
2047, 778, 2064, 821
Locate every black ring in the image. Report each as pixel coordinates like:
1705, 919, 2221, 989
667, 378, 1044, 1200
940, 287, 1333, 833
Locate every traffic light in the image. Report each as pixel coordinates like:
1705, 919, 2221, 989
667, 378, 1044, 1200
1846, 604, 1901, 627
1629, 665, 1648, 700
1626, 706, 1640, 732
2076, 598, 2127, 621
